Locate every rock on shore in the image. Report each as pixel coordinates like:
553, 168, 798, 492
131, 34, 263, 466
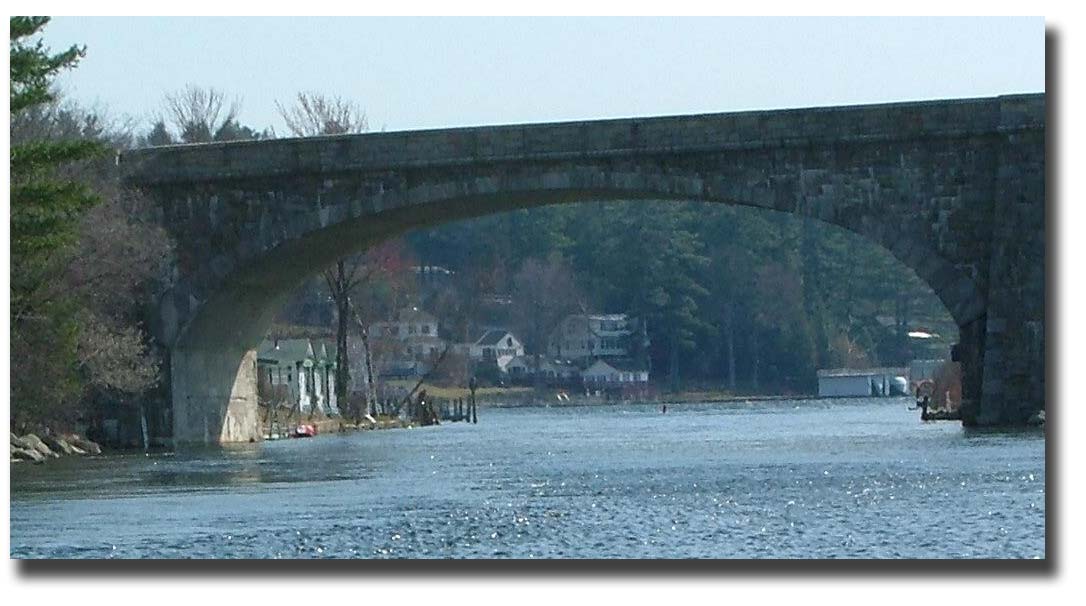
1027, 410, 1046, 427
20, 434, 59, 459
10, 431, 101, 463
11, 443, 45, 463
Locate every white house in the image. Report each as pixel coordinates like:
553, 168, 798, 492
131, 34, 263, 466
582, 359, 650, 384
455, 330, 525, 371
549, 313, 636, 360
369, 307, 447, 378
257, 338, 339, 415
370, 307, 440, 341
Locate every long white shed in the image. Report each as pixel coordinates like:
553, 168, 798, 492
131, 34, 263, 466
817, 368, 908, 397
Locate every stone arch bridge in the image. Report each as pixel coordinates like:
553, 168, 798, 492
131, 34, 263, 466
120, 94, 1045, 445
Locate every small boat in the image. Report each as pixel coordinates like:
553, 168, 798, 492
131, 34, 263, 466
291, 424, 317, 438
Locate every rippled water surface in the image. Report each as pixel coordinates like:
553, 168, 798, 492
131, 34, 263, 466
10, 398, 1045, 559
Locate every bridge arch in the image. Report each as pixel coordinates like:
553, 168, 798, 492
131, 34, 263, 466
122, 94, 1045, 443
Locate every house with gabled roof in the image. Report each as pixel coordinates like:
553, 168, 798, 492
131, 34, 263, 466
370, 306, 439, 340
454, 329, 525, 372
548, 313, 640, 361
256, 337, 339, 415
582, 358, 650, 384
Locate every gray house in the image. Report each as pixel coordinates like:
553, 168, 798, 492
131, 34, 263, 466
256, 338, 339, 415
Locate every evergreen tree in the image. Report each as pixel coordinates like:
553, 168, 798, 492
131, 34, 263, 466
141, 120, 173, 146
10, 16, 105, 426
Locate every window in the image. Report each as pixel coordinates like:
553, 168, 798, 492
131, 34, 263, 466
422, 324, 431, 335
409, 324, 417, 335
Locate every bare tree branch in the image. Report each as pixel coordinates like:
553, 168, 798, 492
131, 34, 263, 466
163, 85, 240, 143
276, 91, 368, 137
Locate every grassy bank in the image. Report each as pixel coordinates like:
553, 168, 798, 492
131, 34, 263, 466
382, 381, 533, 401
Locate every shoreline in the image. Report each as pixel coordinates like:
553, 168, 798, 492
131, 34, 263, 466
484, 392, 835, 408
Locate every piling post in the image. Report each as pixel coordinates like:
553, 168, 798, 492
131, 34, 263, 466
469, 376, 478, 424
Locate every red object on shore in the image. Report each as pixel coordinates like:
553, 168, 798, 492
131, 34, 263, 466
291, 424, 317, 438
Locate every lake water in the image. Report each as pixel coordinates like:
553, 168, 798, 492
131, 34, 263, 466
9, 398, 1046, 559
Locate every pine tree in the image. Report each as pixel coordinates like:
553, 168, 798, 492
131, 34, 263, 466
10, 16, 105, 426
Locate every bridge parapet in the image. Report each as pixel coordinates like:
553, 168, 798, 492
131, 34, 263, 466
122, 94, 1044, 186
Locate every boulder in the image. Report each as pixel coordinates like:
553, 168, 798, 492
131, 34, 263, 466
11, 444, 45, 463
41, 434, 78, 456
1027, 410, 1046, 426
64, 433, 102, 455
11, 432, 34, 450
21, 434, 60, 459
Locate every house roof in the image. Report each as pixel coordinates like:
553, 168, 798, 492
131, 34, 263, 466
257, 338, 313, 364
313, 339, 337, 362
258, 338, 338, 366
476, 329, 513, 346
564, 313, 629, 323
585, 358, 647, 373
817, 367, 906, 378
505, 355, 575, 370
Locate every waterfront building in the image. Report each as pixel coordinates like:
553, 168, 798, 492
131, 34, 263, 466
256, 338, 339, 415
582, 358, 650, 384
505, 355, 581, 385
548, 313, 637, 360
370, 307, 439, 340
368, 307, 447, 378
454, 329, 526, 372
816, 367, 909, 398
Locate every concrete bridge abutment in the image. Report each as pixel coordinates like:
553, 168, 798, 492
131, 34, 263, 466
171, 348, 261, 444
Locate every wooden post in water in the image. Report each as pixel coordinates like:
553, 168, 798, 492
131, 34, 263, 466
139, 402, 150, 452
469, 376, 478, 424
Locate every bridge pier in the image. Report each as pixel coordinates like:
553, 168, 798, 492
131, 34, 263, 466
974, 117, 1046, 426
171, 348, 262, 445
954, 317, 987, 426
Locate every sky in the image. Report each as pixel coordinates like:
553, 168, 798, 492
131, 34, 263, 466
40, 16, 1045, 135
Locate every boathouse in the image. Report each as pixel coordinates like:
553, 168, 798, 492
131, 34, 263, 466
816, 367, 908, 398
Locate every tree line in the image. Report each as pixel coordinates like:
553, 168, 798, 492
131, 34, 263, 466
399, 200, 958, 394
